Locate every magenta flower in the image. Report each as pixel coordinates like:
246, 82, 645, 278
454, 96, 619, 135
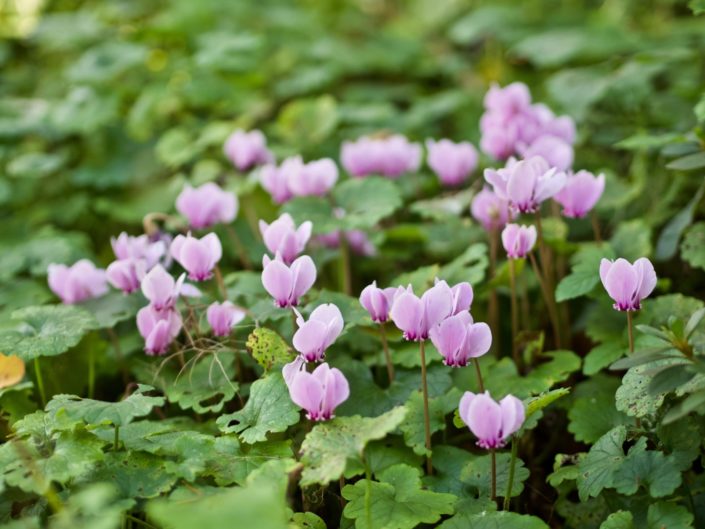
259, 213, 312, 265
449, 281, 473, 315
141, 264, 186, 311
223, 129, 273, 171
459, 391, 525, 449
47, 260, 108, 304
106, 258, 146, 294
554, 170, 605, 218
136, 305, 182, 356
285, 362, 350, 421
175, 182, 238, 229
341, 135, 421, 178
287, 158, 338, 197
389, 281, 454, 341
425, 139, 478, 187
293, 303, 344, 362
470, 187, 513, 232
261, 254, 317, 308
359, 281, 401, 323
501, 224, 537, 259
484, 156, 566, 213
207, 301, 246, 337
259, 156, 300, 204
110, 233, 165, 268
599, 258, 657, 312
170, 233, 222, 281
518, 134, 573, 172
480, 123, 519, 161
429, 312, 492, 367
484, 82, 532, 116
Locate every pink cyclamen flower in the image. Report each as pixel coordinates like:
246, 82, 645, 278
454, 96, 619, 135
223, 129, 273, 171
554, 170, 605, 218
599, 258, 656, 312
47, 260, 108, 304
170, 233, 222, 281
484, 82, 532, 117
293, 303, 344, 362
341, 135, 421, 178
484, 156, 566, 213
449, 280, 473, 315
207, 301, 246, 337
110, 233, 165, 268
259, 156, 300, 204
429, 312, 492, 367
359, 281, 401, 323
261, 254, 317, 308
471, 187, 513, 232
501, 224, 537, 259
287, 158, 338, 197
459, 391, 525, 449
389, 281, 454, 341
106, 258, 146, 294
141, 264, 186, 311
136, 305, 182, 356
259, 213, 312, 265
285, 362, 350, 421
426, 139, 479, 187
518, 134, 574, 172
175, 182, 238, 229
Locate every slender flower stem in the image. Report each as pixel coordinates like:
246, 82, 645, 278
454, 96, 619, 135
488, 229, 500, 357
508, 258, 520, 366
33, 358, 46, 407
472, 358, 485, 392
627, 311, 634, 353
214, 265, 228, 300
364, 456, 372, 529
503, 438, 518, 510
419, 340, 433, 475
528, 253, 562, 349
379, 324, 395, 384
88, 347, 95, 399
113, 425, 120, 452
338, 235, 352, 296
591, 211, 602, 244
490, 449, 497, 501
225, 225, 253, 271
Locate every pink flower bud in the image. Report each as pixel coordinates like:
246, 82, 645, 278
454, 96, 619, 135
501, 224, 537, 259
359, 281, 401, 323
207, 301, 246, 337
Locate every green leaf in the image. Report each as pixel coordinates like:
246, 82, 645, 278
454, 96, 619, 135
217, 372, 299, 443
423, 445, 475, 496
568, 376, 630, 444
584, 342, 626, 375
0, 305, 98, 361
332, 178, 403, 231
276, 95, 338, 147
300, 407, 407, 486
615, 363, 666, 418
576, 426, 627, 501
555, 245, 615, 302
50, 483, 133, 529
460, 452, 529, 498
46, 385, 165, 428
599, 511, 634, 529
77, 292, 143, 329
648, 365, 695, 395
610, 220, 652, 262
400, 388, 460, 456
681, 222, 705, 271
612, 438, 682, 497
655, 184, 705, 260
342, 464, 456, 529
666, 151, 705, 171
646, 501, 694, 529
438, 511, 549, 529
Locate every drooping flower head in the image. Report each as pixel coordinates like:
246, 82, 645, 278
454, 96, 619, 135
389, 281, 454, 341
459, 391, 525, 449
285, 362, 350, 421
136, 305, 182, 356
554, 170, 605, 219
471, 187, 513, 232
429, 312, 492, 367
259, 213, 313, 265
287, 158, 339, 197
106, 258, 146, 294
341, 134, 421, 179
47, 260, 108, 304
223, 129, 273, 171
261, 254, 317, 308
259, 156, 300, 204
207, 301, 246, 337
425, 139, 479, 187
170, 233, 222, 282
110, 233, 165, 268
359, 281, 402, 323
599, 258, 656, 312
176, 182, 238, 229
501, 224, 537, 259
293, 303, 344, 362
141, 264, 200, 311
484, 156, 566, 214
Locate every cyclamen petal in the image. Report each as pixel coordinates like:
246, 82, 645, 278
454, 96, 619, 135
170, 233, 222, 281
47, 260, 108, 305
341, 135, 421, 179
501, 224, 537, 259
553, 170, 605, 218
261, 254, 317, 308
286, 362, 349, 421
600, 257, 656, 311
426, 139, 478, 187
111, 233, 166, 268
287, 158, 338, 197
459, 391, 524, 449
359, 281, 395, 323
207, 301, 246, 337
141, 265, 182, 311
136, 305, 182, 356
470, 187, 513, 232
176, 182, 238, 229
223, 129, 273, 171
259, 213, 312, 265
293, 303, 344, 362
390, 282, 454, 341
106, 258, 146, 294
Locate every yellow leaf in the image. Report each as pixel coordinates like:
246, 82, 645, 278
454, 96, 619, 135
0, 353, 25, 389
